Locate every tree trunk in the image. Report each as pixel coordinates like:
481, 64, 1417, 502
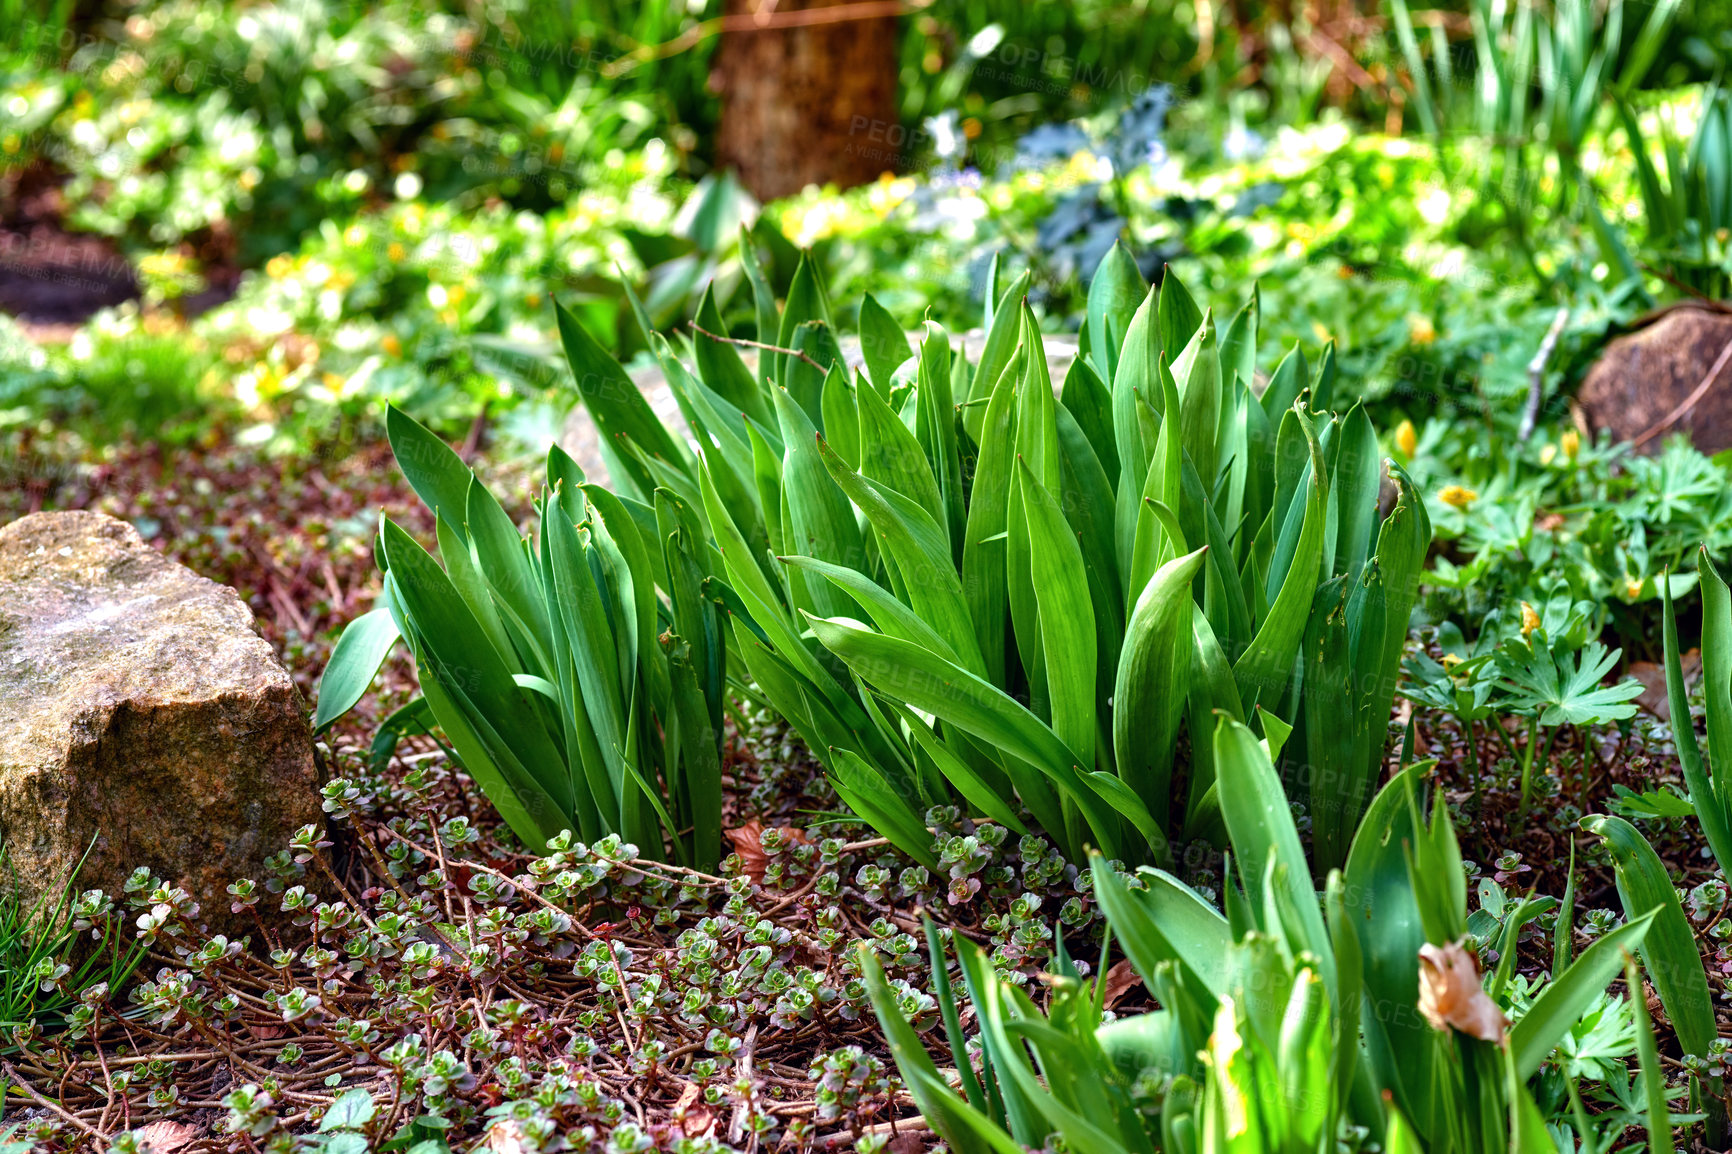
712, 0, 901, 202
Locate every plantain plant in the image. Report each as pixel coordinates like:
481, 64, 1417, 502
566, 238, 1430, 869
863, 716, 1674, 1154
314, 406, 726, 868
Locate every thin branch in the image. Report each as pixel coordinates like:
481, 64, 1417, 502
2, 1059, 104, 1138
603, 0, 931, 78
688, 321, 830, 376
1631, 336, 1732, 450
1519, 305, 1570, 441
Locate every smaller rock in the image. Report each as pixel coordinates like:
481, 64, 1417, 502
1576, 304, 1732, 455
0, 511, 324, 931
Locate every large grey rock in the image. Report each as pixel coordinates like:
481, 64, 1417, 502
560, 330, 1080, 484
0, 511, 322, 929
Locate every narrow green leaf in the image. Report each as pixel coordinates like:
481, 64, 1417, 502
1580, 814, 1716, 1060
1213, 715, 1333, 988
1664, 558, 1732, 880
1626, 951, 1677, 1154
555, 302, 689, 492
859, 293, 913, 395
387, 404, 473, 539
830, 747, 939, 870
858, 946, 1028, 1154
1087, 241, 1146, 383
1114, 547, 1207, 827
1509, 907, 1655, 1078
1234, 406, 1327, 710
314, 605, 401, 732
1018, 457, 1099, 772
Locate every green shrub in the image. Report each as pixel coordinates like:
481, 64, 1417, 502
313, 406, 726, 867
558, 241, 1431, 871
863, 719, 1676, 1153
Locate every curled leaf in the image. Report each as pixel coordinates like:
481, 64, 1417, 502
1417, 939, 1508, 1042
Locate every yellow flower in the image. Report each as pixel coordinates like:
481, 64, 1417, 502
1625, 577, 1645, 599
138, 251, 189, 277
1560, 429, 1579, 461
1520, 602, 1541, 638
322, 372, 344, 390
387, 242, 407, 262
1439, 485, 1478, 510
381, 333, 402, 357
1407, 313, 1437, 345
1395, 420, 1417, 457
265, 255, 293, 280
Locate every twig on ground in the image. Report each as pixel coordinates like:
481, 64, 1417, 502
1632, 336, 1732, 449
1519, 305, 1571, 441
2, 1059, 104, 1138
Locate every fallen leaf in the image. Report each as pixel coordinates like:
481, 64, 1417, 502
1417, 939, 1507, 1043
486, 1118, 531, 1154
1102, 959, 1144, 1009
725, 819, 810, 884
133, 1121, 199, 1154
667, 1082, 717, 1139
682, 1107, 717, 1139
1628, 650, 1699, 723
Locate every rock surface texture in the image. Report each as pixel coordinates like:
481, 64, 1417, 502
0, 510, 321, 928
1576, 304, 1732, 455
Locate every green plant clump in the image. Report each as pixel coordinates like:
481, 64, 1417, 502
555, 240, 1431, 872
315, 406, 727, 869
865, 719, 1679, 1153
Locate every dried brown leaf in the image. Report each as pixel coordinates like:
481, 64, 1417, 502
725, 819, 809, 884
1417, 939, 1508, 1043
1102, 959, 1144, 1009
1629, 649, 1699, 722
134, 1121, 199, 1154
487, 1118, 531, 1154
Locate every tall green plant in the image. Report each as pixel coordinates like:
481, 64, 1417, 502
1389, 0, 1681, 290
1640, 545, 1732, 1138
562, 244, 1430, 869
1617, 90, 1732, 300
314, 406, 726, 868
863, 719, 1669, 1152
1662, 547, 1732, 881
